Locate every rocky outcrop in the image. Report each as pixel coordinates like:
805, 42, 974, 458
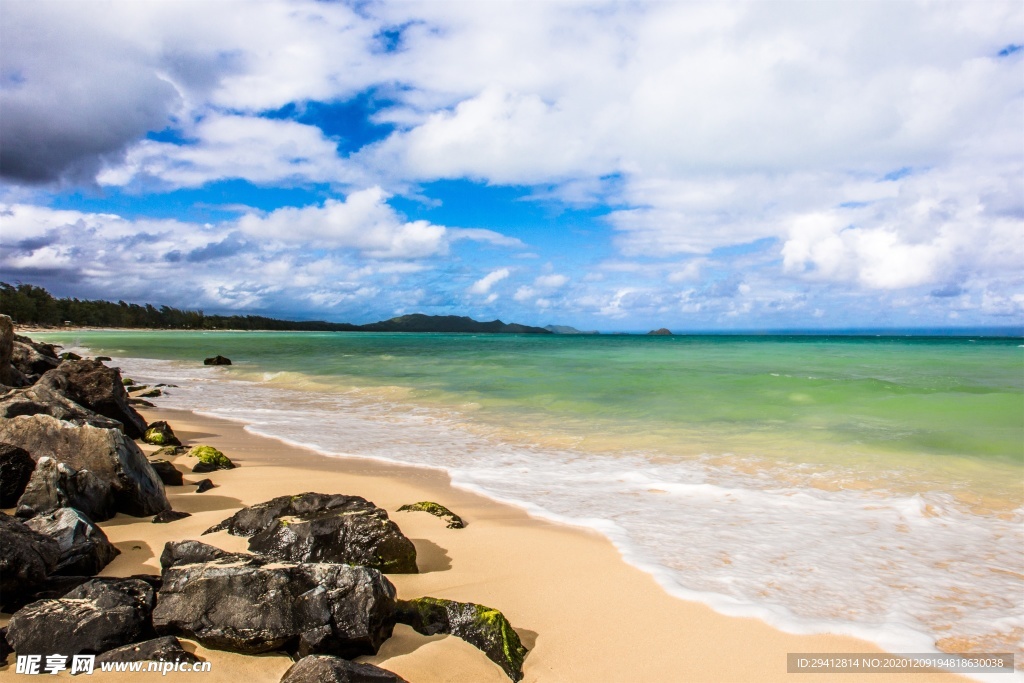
0, 512, 60, 603
187, 445, 234, 472
398, 501, 465, 529
149, 459, 183, 486
0, 314, 25, 387
43, 359, 148, 438
15, 457, 116, 521
159, 539, 266, 570
95, 636, 201, 666
647, 328, 673, 335
0, 441, 35, 506
143, 421, 181, 447
5, 577, 155, 658
153, 510, 191, 524
204, 355, 232, 365
0, 372, 125, 430
10, 335, 60, 383
3, 575, 93, 612
205, 493, 417, 573
396, 598, 527, 682
153, 541, 397, 658
281, 655, 408, 683
25, 507, 120, 576
0, 415, 169, 518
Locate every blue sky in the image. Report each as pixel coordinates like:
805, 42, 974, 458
1, 1, 1022, 330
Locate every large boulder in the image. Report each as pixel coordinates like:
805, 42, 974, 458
25, 507, 120, 576
0, 314, 26, 387
153, 541, 397, 658
95, 636, 201, 666
281, 655, 408, 683
0, 414, 169, 517
0, 512, 60, 603
396, 598, 528, 682
0, 441, 35, 506
204, 355, 232, 365
0, 372, 125, 430
10, 334, 60, 383
5, 577, 156, 658
42, 359, 148, 438
205, 493, 417, 573
149, 460, 183, 486
187, 445, 235, 472
15, 457, 116, 521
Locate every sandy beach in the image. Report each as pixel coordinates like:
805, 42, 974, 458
0, 405, 973, 682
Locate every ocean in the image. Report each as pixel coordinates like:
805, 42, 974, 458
38, 330, 1024, 664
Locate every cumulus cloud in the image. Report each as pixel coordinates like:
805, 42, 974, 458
469, 268, 510, 295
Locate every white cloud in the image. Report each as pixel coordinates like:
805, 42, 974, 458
469, 268, 511, 295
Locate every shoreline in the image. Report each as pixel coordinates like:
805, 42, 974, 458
63, 405, 970, 682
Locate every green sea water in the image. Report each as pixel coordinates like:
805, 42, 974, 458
41, 330, 1024, 509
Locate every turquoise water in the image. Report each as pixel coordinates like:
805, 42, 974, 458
37, 330, 1024, 661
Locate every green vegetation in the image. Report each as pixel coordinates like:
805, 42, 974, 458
398, 501, 466, 529
187, 445, 233, 468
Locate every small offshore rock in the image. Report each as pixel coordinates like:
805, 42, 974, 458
396, 597, 528, 681
647, 328, 673, 335
95, 356, 112, 362
122, 378, 136, 386
129, 398, 156, 407
144, 421, 180, 447
25, 507, 120, 576
0, 441, 35, 506
149, 460, 183, 486
16, 457, 116, 522
95, 635, 200, 666
153, 510, 191, 524
137, 388, 162, 398
203, 355, 232, 366
153, 544, 397, 658
205, 492, 417, 573
0, 512, 60, 602
60, 351, 83, 361
194, 479, 215, 493
398, 501, 465, 529
281, 655, 408, 683
188, 445, 234, 472
6, 577, 156, 659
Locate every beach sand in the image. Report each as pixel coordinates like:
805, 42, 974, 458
2, 406, 971, 683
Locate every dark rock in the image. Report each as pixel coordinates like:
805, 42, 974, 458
95, 635, 200, 666
0, 626, 11, 666
153, 510, 191, 524
143, 421, 180, 447
205, 492, 417, 573
159, 540, 266, 571
129, 398, 156, 407
122, 378, 136, 386
398, 501, 465, 529
155, 383, 178, 388
25, 507, 120, 576
3, 575, 93, 612
95, 356, 112, 362
151, 445, 186, 457
281, 655, 408, 683
204, 355, 232, 365
647, 328, 673, 335
16, 457, 116, 521
194, 479, 214, 493
0, 314, 25, 387
149, 460, 183, 486
153, 542, 397, 658
396, 597, 527, 681
137, 388, 162, 398
44, 359, 148, 438
0, 414, 169, 518
127, 384, 150, 393
6, 577, 155, 659
187, 445, 234, 472
60, 351, 83, 361
0, 441, 35, 506
10, 335, 60, 383
0, 372, 125, 430
0, 512, 60, 602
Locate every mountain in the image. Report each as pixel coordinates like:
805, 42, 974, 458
544, 325, 600, 335
362, 314, 551, 334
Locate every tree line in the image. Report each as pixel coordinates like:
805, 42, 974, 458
0, 282, 358, 331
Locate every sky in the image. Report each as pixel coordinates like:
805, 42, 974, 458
1, 0, 1022, 331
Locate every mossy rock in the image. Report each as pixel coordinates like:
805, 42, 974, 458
187, 445, 235, 472
136, 388, 162, 398
151, 445, 186, 458
398, 501, 465, 529
143, 421, 181, 447
59, 351, 82, 361
122, 378, 136, 386
396, 597, 527, 681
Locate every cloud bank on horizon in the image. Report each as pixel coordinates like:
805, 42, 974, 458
1, 0, 1021, 329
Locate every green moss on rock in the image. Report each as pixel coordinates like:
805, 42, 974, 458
187, 445, 235, 472
398, 501, 465, 529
